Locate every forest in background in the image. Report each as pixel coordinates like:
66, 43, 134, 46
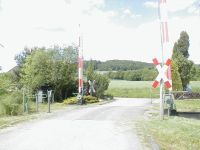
84, 59, 200, 81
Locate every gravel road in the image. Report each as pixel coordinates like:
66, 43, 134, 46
0, 98, 152, 150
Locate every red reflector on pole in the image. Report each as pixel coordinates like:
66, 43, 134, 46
153, 58, 159, 66
152, 80, 159, 88
165, 59, 171, 66
165, 81, 171, 88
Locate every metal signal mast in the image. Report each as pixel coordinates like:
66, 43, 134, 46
78, 24, 84, 104
159, 0, 172, 92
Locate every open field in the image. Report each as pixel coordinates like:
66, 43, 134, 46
106, 80, 200, 98
105, 80, 159, 98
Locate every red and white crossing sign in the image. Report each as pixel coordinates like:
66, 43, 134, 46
152, 58, 172, 89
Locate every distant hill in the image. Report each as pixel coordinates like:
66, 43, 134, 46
84, 59, 153, 71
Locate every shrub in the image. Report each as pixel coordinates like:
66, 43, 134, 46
1, 91, 23, 116
83, 95, 99, 103
63, 95, 99, 105
63, 97, 77, 105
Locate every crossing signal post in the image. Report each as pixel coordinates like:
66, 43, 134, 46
152, 58, 172, 119
77, 24, 84, 105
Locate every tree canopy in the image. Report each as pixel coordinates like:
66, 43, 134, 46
20, 46, 78, 101
172, 31, 194, 90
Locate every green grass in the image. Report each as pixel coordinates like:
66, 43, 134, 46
143, 116, 200, 150
190, 81, 200, 93
176, 99, 200, 112
139, 99, 200, 150
106, 80, 159, 98
0, 102, 66, 128
106, 80, 200, 98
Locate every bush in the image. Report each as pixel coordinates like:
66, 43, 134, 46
1, 91, 23, 116
83, 95, 99, 103
63, 96, 99, 105
63, 97, 77, 105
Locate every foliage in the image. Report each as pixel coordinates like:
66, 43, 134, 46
86, 61, 110, 98
14, 47, 38, 67
97, 60, 153, 71
21, 49, 52, 91
83, 95, 99, 103
92, 73, 110, 98
0, 73, 19, 97
171, 60, 182, 91
86, 60, 95, 81
173, 31, 190, 58
20, 46, 78, 101
63, 96, 99, 105
106, 68, 157, 81
0, 91, 23, 116
63, 97, 77, 105
84, 60, 101, 70
191, 65, 200, 81
172, 31, 194, 90
84, 59, 154, 71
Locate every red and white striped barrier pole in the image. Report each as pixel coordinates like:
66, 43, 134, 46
78, 24, 83, 95
159, 0, 172, 91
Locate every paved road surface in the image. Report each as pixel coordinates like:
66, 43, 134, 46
0, 98, 151, 150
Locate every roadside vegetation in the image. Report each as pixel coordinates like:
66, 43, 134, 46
139, 31, 200, 150
0, 46, 110, 121
143, 116, 200, 150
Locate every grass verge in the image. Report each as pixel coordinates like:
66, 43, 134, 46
142, 116, 200, 150
139, 99, 200, 150
175, 99, 200, 112
0, 102, 66, 129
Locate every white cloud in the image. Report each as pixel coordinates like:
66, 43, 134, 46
121, 8, 141, 19
187, 4, 200, 15
0, 0, 199, 72
123, 9, 132, 15
144, 1, 158, 9
144, 0, 199, 13
167, 0, 197, 12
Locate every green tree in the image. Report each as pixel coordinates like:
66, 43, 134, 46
173, 31, 190, 58
93, 73, 110, 98
20, 46, 78, 101
171, 60, 182, 91
86, 61, 110, 98
86, 60, 95, 81
21, 49, 52, 92
172, 31, 194, 90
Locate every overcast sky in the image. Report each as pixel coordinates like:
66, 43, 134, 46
0, 0, 200, 72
